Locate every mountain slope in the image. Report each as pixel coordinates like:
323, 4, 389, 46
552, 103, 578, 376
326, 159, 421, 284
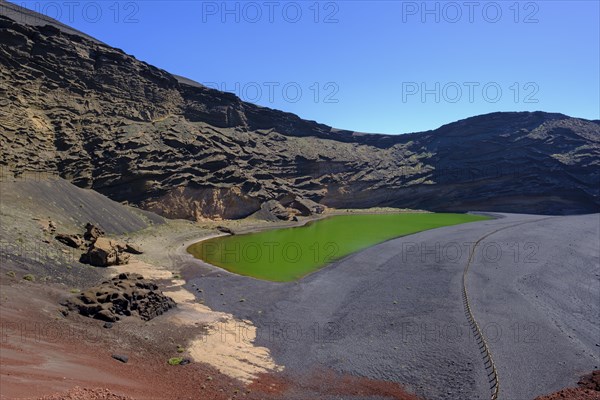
0, 2, 598, 218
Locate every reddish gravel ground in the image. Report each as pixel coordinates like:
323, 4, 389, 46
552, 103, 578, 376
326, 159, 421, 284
1, 280, 421, 400
535, 387, 600, 400
34, 387, 133, 400
4, 280, 596, 400
249, 369, 422, 400
535, 371, 600, 400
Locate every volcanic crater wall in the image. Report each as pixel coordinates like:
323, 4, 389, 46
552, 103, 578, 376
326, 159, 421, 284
0, 3, 599, 218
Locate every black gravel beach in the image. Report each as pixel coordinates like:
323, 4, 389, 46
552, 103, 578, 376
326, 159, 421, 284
182, 213, 600, 400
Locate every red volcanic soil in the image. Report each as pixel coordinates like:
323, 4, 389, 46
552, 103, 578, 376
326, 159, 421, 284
35, 388, 132, 399
535, 371, 600, 400
0, 280, 420, 400
0, 282, 245, 400
250, 369, 422, 400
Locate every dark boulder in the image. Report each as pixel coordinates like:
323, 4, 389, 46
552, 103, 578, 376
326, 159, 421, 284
84, 223, 105, 242
216, 226, 235, 235
55, 233, 85, 249
111, 354, 129, 363
80, 237, 130, 267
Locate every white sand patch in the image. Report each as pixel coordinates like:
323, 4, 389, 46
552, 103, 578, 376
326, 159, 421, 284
189, 318, 283, 383
163, 287, 195, 303
167, 286, 283, 383
107, 258, 172, 280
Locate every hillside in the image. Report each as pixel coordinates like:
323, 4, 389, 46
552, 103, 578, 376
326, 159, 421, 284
1, 1, 598, 218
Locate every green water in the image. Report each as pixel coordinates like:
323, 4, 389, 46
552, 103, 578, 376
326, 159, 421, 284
187, 213, 489, 282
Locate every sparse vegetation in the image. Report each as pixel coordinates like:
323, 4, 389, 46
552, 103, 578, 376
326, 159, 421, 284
22, 273, 35, 281
6, 271, 16, 278
168, 357, 183, 365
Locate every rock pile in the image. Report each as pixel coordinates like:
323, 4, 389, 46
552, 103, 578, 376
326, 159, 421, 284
64, 273, 175, 322
53, 222, 142, 267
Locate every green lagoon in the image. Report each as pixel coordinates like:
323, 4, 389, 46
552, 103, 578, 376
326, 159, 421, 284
187, 213, 489, 282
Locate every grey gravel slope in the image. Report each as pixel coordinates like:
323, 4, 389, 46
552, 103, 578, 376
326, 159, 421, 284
467, 214, 600, 399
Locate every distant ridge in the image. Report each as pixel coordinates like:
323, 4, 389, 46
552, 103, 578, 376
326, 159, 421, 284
0, 2, 598, 218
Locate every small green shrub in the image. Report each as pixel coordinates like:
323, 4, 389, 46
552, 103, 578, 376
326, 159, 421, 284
6, 271, 16, 278
168, 357, 183, 366
69, 288, 80, 294
22, 274, 35, 282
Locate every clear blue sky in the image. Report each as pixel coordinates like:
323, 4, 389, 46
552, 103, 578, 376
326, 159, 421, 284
15, 0, 600, 134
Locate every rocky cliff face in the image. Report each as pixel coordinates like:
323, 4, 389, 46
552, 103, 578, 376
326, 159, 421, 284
1, 2, 598, 218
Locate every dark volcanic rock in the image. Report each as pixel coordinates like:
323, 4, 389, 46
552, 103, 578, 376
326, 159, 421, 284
0, 5, 598, 216
578, 370, 600, 391
288, 197, 326, 216
84, 223, 105, 242
55, 233, 85, 249
124, 243, 143, 254
65, 273, 176, 322
80, 237, 130, 267
260, 200, 294, 221
216, 226, 235, 235
111, 354, 129, 363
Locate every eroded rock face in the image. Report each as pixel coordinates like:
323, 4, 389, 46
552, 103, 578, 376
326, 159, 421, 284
261, 200, 294, 221
141, 186, 262, 220
0, 5, 598, 217
64, 273, 176, 322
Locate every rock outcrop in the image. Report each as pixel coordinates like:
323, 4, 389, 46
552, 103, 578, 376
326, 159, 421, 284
51, 222, 140, 266
84, 223, 104, 242
64, 273, 176, 322
55, 233, 85, 249
80, 237, 130, 267
0, 3, 598, 217
287, 197, 326, 216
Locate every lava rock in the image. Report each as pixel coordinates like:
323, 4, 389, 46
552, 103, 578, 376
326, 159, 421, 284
84, 223, 105, 242
65, 273, 176, 322
55, 233, 85, 249
111, 354, 129, 363
124, 243, 143, 254
80, 237, 130, 267
216, 226, 235, 235
260, 200, 294, 221
290, 197, 325, 216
